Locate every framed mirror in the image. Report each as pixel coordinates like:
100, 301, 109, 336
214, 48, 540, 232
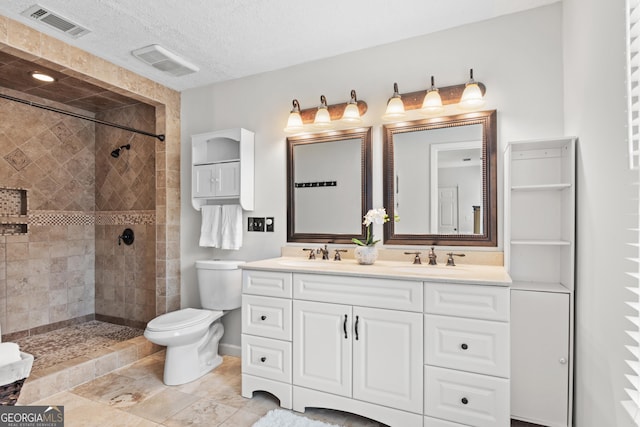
383, 110, 497, 246
287, 127, 372, 243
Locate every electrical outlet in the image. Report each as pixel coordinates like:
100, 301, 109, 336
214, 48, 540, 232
248, 217, 265, 232
266, 217, 274, 232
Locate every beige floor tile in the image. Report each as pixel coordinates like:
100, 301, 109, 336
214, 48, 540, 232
125, 388, 201, 423
218, 408, 262, 427
162, 397, 238, 427
71, 372, 164, 409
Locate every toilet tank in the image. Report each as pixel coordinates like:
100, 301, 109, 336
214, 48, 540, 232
195, 260, 245, 310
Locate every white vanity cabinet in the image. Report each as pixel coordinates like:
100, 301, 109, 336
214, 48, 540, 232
241, 264, 511, 427
504, 137, 576, 427
423, 282, 510, 427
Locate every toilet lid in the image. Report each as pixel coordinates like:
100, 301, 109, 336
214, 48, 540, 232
146, 308, 217, 332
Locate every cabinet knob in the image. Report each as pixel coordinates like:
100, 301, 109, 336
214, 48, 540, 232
260, 315, 267, 321
260, 357, 266, 363
461, 343, 468, 350
559, 357, 567, 365
461, 397, 469, 405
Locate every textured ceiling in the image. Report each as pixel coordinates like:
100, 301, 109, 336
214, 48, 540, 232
0, 0, 559, 91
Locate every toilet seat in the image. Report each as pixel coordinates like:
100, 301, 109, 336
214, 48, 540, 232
146, 308, 219, 332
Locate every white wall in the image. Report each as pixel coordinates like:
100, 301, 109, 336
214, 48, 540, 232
563, 0, 638, 425
181, 4, 564, 350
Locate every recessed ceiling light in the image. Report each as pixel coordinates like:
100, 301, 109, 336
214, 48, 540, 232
30, 71, 55, 82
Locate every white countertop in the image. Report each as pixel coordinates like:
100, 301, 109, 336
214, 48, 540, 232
241, 256, 512, 286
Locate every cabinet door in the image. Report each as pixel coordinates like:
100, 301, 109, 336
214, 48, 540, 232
216, 161, 240, 197
353, 307, 423, 414
193, 164, 216, 197
293, 300, 352, 397
511, 290, 569, 426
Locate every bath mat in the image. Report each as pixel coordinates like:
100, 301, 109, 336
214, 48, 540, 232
252, 409, 343, 427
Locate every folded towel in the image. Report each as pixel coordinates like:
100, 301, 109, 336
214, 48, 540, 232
220, 204, 243, 250
199, 205, 222, 247
0, 343, 21, 368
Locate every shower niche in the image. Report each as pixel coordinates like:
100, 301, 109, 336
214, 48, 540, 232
0, 187, 28, 235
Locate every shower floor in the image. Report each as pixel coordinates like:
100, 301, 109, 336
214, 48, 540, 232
15, 320, 144, 373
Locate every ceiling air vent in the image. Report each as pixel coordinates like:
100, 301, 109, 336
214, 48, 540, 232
131, 45, 199, 77
21, 5, 90, 38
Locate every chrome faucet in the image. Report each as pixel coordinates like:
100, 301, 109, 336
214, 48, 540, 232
317, 244, 330, 260
404, 251, 422, 264
446, 252, 466, 266
427, 247, 438, 265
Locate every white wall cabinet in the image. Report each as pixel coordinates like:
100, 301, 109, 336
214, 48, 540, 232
191, 128, 254, 211
504, 137, 576, 427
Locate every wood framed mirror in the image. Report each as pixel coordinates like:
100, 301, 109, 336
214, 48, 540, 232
287, 127, 372, 243
383, 110, 497, 246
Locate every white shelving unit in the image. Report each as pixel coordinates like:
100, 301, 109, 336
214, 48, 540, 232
191, 128, 254, 211
504, 137, 576, 427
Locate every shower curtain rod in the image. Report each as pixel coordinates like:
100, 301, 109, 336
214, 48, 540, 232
0, 93, 165, 141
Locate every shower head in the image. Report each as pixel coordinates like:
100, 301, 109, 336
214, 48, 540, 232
110, 144, 131, 158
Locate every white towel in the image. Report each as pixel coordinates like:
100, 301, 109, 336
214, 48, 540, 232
220, 204, 243, 250
199, 205, 222, 247
0, 342, 21, 367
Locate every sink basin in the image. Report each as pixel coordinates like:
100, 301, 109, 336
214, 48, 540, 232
277, 260, 334, 267
391, 265, 464, 275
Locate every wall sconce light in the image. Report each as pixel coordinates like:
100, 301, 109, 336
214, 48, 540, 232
459, 68, 486, 110
284, 99, 304, 133
382, 82, 406, 121
341, 90, 362, 124
284, 91, 368, 133
383, 69, 486, 120
419, 76, 444, 116
313, 95, 332, 129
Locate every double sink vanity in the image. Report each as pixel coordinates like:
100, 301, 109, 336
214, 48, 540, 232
240, 252, 511, 427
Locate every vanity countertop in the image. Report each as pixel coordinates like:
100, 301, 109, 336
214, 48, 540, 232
241, 256, 511, 286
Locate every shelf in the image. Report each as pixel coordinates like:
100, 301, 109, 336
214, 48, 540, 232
511, 239, 571, 246
510, 281, 571, 293
511, 183, 571, 192
193, 158, 240, 166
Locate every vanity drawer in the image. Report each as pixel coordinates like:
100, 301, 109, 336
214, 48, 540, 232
293, 273, 423, 312
243, 270, 292, 298
424, 365, 509, 427
424, 314, 509, 378
242, 334, 291, 383
423, 416, 467, 427
242, 295, 292, 340
425, 283, 509, 321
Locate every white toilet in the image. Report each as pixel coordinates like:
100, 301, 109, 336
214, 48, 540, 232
144, 259, 244, 385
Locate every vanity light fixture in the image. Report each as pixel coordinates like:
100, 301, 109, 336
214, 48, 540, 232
341, 90, 362, 124
382, 82, 407, 121
313, 95, 332, 129
30, 71, 55, 82
419, 76, 444, 116
284, 99, 304, 133
459, 68, 486, 110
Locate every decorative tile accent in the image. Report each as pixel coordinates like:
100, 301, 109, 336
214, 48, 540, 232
95, 210, 156, 225
0, 187, 27, 216
3, 148, 31, 171
29, 211, 94, 226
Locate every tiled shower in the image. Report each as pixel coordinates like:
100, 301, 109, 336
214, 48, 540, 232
0, 87, 157, 339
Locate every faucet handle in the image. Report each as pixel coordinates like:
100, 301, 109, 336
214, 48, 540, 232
302, 248, 316, 260
334, 249, 347, 261
446, 252, 466, 266
404, 251, 422, 264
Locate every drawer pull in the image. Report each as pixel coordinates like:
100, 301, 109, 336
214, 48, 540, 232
260, 357, 267, 363
343, 314, 348, 339
260, 315, 267, 321
461, 343, 469, 350
461, 397, 469, 405
355, 315, 360, 341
